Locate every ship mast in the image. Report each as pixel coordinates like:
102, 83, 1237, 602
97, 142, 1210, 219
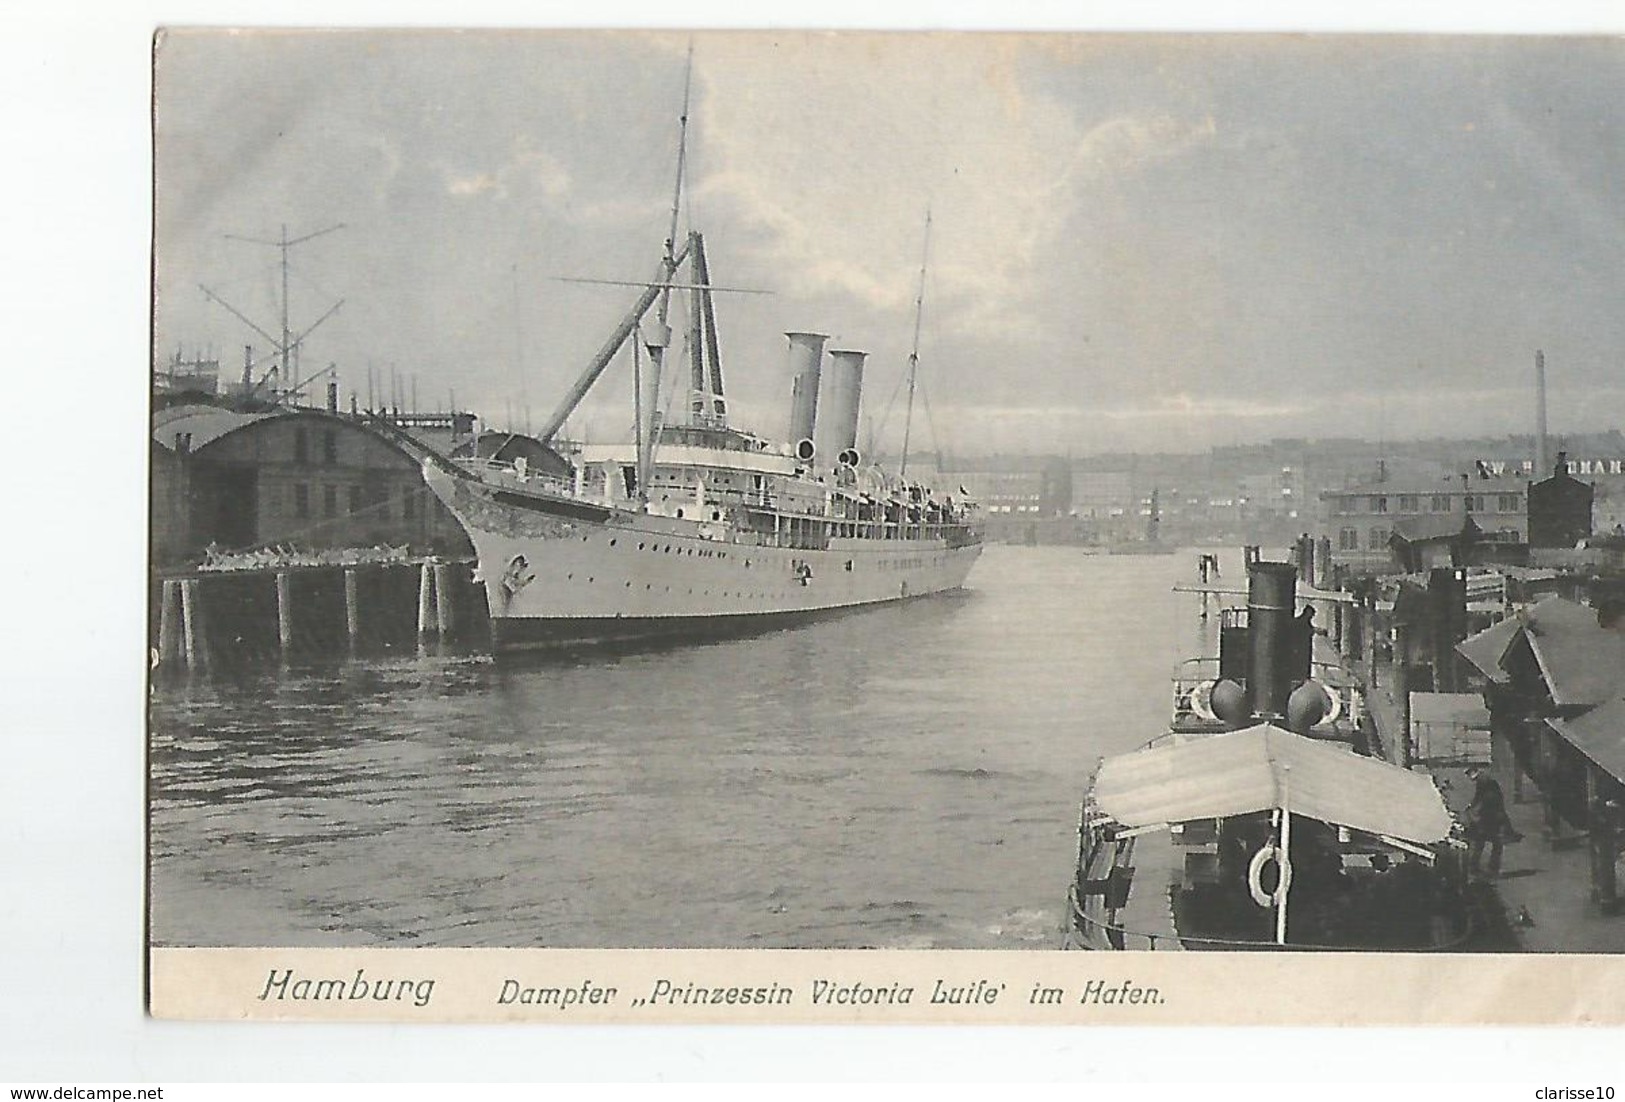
201, 222, 345, 403
899, 211, 931, 479
534, 47, 758, 451
635, 44, 695, 501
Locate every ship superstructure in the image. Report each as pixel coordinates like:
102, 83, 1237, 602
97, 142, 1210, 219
421, 75, 981, 652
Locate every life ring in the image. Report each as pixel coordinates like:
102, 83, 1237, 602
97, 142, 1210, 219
1247, 843, 1293, 908
1318, 682, 1343, 726
1190, 679, 1218, 722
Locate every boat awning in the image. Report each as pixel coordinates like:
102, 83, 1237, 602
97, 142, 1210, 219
1092, 724, 1454, 845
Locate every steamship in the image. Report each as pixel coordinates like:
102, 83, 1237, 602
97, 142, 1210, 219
1068, 561, 1477, 951
421, 96, 981, 651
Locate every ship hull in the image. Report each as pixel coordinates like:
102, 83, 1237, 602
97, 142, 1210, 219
424, 463, 983, 652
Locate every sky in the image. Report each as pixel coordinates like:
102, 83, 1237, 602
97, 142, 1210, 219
153, 30, 1625, 457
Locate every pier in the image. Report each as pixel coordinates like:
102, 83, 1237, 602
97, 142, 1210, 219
1314, 565, 1625, 951
151, 557, 488, 671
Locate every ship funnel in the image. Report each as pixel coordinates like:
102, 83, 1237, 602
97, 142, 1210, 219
816, 349, 867, 472
784, 332, 827, 450
1246, 561, 1299, 719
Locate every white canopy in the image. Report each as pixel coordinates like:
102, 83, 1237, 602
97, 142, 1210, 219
1092, 723, 1454, 845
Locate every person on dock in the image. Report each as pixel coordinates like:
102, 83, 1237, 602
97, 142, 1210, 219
1464, 766, 1513, 879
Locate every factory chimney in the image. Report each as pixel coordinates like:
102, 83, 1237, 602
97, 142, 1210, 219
1535, 349, 1548, 479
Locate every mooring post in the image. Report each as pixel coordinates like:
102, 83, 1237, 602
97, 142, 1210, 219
433, 561, 454, 638
179, 578, 200, 668
344, 568, 361, 648
275, 571, 294, 653
417, 561, 435, 638
158, 579, 181, 664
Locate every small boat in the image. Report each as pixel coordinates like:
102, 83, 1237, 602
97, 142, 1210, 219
1068, 560, 1478, 950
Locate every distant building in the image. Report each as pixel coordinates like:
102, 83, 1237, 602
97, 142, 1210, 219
955, 470, 1045, 517
1038, 457, 1073, 517
1070, 469, 1135, 523
1318, 462, 1528, 574
1528, 451, 1595, 549
151, 404, 472, 567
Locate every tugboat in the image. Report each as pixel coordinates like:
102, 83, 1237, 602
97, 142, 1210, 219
1068, 560, 1476, 950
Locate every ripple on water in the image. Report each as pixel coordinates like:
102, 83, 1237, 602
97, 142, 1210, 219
149, 545, 1218, 948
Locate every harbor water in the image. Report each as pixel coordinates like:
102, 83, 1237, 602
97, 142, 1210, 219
148, 544, 1228, 949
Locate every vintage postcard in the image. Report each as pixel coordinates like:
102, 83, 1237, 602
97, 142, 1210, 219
148, 27, 1625, 1025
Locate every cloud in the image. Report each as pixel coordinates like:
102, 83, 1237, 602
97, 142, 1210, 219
1101, 392, 1309, 420
1065, 112, 1219, 183
442, 140, 573, 201
690, 35, 1218, 346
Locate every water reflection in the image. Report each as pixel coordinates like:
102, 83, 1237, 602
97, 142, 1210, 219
150, 544, 1234, 948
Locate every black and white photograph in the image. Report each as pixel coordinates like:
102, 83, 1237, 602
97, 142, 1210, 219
142, 25, 1625, 1020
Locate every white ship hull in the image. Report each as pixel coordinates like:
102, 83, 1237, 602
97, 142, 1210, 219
424, 462, 983, 651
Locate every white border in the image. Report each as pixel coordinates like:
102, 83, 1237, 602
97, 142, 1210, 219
9, 0, 1625, 1083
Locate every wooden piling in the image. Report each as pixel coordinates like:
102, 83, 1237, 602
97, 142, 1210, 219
433, 562, 454, 638
158, 579, 180, 664
344, 568, 361, 647
417, 562, 435, 637
1537, 723, 1563, 835
179, 578, 199, 667
276, 571, 294, 653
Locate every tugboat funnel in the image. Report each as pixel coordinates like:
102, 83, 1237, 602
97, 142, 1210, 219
1246, 561, 1299, 719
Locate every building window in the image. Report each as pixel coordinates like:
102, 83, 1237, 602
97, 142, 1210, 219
1430, 494, 1450, 512
293, 483, 309, 519
1368, 527, 1388, 550
1398, 495, 1418, 513
1497, 493, 1522, 513
366, 483, 391, 521
1339, 527, 1360, 551
1464, 494, 1484, 513
294, 428, 309, 465
1369, 495, 1388, 514
323, 485, 337, 518
323, 430, 338, 465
